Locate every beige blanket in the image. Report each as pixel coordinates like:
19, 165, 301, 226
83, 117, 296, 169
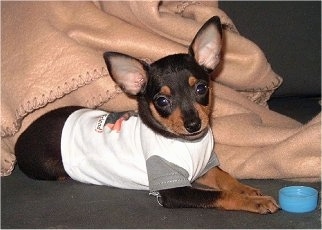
1, 1, 320, 181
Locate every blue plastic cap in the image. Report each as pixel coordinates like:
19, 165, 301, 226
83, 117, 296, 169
279, 186, 318, 213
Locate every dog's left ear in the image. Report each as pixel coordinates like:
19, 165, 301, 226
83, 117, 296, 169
189, 16, 222, 72
103, 52, 148, 95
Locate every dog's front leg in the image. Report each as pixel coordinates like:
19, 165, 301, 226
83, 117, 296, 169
158, 186, 279, 214
194, 166, 262, 196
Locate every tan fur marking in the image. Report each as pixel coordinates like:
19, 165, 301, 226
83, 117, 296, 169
149, 103, 186, 135
195, 167, 262, 195
150, 103, 210, 135
214, 192, 251, 211
194, 103, 210, 130
160, 86, 171, 96
214, 192, 279, 214
188, 76, 198, 87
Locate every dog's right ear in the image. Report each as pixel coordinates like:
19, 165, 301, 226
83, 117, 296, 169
103, 52, 148, 95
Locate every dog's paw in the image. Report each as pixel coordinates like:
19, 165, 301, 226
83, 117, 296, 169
246, 195, 280, 214
1, 152, 16, 176
232, 183, 263, 196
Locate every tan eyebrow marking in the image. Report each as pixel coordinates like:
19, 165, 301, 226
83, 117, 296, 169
160, 85, 171, 96
188, 76, 198, 87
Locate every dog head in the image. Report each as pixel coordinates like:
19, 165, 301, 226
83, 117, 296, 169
104, 16, 222, 140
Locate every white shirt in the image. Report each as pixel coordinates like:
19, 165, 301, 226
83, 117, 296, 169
61, 109, 219, 191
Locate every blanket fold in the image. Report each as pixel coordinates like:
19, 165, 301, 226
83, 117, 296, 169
1, 1, 320, 181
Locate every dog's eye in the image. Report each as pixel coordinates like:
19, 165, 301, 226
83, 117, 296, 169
155, 96, 170, 107
195, 82, 208, 95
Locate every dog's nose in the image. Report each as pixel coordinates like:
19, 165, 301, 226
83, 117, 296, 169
184, 118, 201, 133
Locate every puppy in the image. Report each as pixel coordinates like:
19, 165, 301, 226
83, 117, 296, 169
15, 16, 279, 214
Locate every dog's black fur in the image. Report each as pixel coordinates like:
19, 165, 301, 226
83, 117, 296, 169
15, 16, 279, 214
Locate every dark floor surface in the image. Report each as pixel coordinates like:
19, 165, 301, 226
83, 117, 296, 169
1, 165, 321, 229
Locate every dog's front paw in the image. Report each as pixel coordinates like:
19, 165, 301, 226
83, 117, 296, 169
246, 196, 280, 214
1, 152, 16, 176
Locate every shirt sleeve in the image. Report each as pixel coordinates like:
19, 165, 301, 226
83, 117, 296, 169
146, 151, 220, 192
146, 155, 192, 192
197, 152, 220, 178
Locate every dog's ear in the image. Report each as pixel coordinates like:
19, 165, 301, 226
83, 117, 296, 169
189, 16, 222, 72
103, 52, 148, 95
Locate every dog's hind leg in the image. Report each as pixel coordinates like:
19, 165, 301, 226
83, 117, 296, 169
15, 106, 82, 180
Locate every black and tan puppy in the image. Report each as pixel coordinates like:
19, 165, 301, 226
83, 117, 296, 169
15, 16, 279, 214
